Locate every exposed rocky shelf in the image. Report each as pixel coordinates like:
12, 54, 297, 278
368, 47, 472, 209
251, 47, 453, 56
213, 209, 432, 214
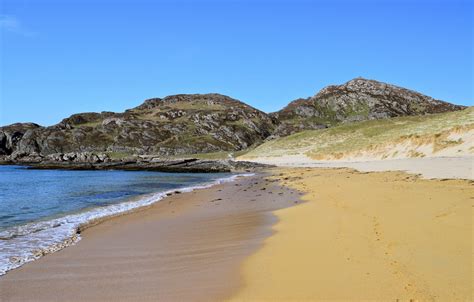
0, 152, 271, 173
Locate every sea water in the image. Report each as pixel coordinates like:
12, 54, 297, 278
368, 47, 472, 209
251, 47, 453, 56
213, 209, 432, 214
0, 165, 245, 276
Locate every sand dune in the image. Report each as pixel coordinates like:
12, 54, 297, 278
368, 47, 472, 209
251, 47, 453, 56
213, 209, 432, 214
240, 108, 474, 180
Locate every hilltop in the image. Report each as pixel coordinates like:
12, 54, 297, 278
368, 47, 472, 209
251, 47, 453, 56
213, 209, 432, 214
271, 77, 464, 136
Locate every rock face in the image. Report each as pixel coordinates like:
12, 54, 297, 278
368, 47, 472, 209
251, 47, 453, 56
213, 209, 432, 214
271, 78, 465, 136
0, 123, 42, 156
0, 94, 275, 158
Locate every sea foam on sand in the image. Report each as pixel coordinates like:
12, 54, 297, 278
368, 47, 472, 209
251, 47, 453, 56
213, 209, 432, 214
0, 173, 253, 276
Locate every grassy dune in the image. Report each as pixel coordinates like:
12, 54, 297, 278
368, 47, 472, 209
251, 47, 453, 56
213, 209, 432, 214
240, 107, 474, 160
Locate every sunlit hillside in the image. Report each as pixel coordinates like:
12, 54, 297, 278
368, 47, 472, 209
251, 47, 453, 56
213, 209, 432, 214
239, 107, 474, 161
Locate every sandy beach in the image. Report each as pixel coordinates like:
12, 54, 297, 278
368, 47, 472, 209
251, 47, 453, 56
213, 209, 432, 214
231, 168, 473, 301
241, 155, 474, 180
0, 173, 300, 301
1, 167, 472, 301
2, 0, 471, 300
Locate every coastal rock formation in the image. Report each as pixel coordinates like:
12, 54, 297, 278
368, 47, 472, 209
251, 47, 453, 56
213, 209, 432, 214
20, 158, 271, 173
271, 78, 465, 136
0, 123, 42, 156
0, 94, 275, 158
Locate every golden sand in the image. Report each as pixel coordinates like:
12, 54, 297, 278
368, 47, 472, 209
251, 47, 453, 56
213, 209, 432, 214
230, 168, 473, 301
2, 168, 471, 301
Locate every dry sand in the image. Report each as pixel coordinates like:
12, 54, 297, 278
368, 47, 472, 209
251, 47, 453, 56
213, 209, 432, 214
0, 174, 300, 302
243, 155, 474, 180
229, 168, 473, 301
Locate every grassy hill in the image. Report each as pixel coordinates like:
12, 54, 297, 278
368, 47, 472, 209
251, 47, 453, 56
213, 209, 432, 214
240, 107, 474, 161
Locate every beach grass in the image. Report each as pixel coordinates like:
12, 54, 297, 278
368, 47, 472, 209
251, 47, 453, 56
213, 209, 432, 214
241, 107, 474, 159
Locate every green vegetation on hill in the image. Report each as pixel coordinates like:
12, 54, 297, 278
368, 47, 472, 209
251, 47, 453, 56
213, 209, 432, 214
241, 107, 474, 159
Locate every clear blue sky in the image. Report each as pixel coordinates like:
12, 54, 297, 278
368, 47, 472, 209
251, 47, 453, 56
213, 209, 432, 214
1, 0, 472, 126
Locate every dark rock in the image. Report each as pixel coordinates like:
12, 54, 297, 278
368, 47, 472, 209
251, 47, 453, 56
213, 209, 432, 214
0, 123, 41, 155
13, 159, 271, 173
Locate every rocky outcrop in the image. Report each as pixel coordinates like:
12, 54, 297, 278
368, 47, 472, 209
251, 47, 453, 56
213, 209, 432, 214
0, 123, 42, 156
1, 94, 275, 159
271, 78, 466, 136
0, 148, 270, 172
0, 151, 111, 165
3, 156, 271, 173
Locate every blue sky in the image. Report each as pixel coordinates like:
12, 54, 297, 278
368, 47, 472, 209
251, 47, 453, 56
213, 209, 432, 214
1, 0, 472, 126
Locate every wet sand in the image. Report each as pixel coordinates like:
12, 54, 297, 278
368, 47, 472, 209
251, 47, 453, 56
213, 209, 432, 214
0, 173, 300, 301
230, 168, 473, 301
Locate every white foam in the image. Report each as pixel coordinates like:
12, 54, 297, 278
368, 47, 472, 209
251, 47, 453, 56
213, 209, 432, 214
0, 173, 253, 276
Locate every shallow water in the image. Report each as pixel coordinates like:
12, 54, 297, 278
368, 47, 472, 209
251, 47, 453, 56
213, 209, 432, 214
0, 165, 240, 275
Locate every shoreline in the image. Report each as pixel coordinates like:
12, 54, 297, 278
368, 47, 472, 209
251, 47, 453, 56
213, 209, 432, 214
0, 171, 300, 301
0, 172, 253, 276
0, 158, 271, 173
